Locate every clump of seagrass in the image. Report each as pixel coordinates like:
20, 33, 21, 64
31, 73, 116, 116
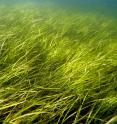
0, 4, 117, 124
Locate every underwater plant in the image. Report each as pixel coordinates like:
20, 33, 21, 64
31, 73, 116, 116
0, 4, 117, 124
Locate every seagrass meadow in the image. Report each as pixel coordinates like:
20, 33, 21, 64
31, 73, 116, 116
0, 3, 117, 124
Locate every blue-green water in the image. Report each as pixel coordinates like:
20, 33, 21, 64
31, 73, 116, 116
55, 0, 117, 16
0, 0, 117, 19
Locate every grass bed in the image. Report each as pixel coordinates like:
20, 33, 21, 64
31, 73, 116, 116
0, 4, 117, 124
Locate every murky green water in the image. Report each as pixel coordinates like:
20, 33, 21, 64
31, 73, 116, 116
55, 0, 117, 17
0, 0, 117, 18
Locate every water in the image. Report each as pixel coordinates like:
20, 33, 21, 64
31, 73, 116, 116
1, 0, 117, 18
54, 0, 117, 17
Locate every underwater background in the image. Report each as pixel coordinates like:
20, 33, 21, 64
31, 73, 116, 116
0, 0, 117, 18
0, 0, 117, 124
